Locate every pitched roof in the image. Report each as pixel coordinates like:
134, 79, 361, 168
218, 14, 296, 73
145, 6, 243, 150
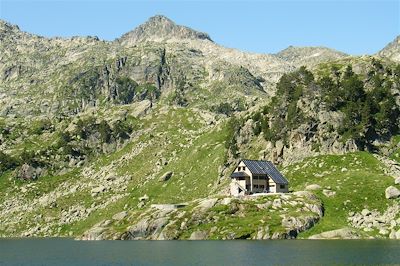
241, 159, 289, 185
230, 171, 249, 178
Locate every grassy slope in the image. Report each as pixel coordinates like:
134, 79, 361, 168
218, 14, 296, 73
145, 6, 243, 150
1, 107, 399, 238
283, 152, 395, 238
59, 107, 230, 236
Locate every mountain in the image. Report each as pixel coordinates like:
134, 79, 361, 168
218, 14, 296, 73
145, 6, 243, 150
276, 46, 348, 67
0, 16, 400, 240
118, 15, 213, 45
378, 36, 400, 62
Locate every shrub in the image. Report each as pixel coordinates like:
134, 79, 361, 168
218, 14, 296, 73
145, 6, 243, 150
0, 151, 19, 173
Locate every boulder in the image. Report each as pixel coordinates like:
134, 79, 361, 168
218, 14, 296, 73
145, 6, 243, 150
272, 198, 282, 209
379, 228, 389, 235
322, 189, 336, 197
112, 211, 128, 221
361, 209, 371, 216
305, 184, 321, 191
396, 230, 400, 239
159, 171, 173, 182
139, 194, 149, 201
309, 228, 359, 239
395, 177, 400, 185
17, 164, 38, 180
385, 186, 400, 199
91, 185, 106, 195
189, 230, 208, 240
220, 198, 232, 205
389, 230, 397, 239
197, 198, 218, 211
256, 201, 272, 210
293, 191, 318, 200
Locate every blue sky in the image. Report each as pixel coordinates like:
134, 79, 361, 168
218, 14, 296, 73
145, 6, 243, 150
0, 0, 399, 55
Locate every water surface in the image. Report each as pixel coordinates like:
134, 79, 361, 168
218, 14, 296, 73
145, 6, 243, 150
1, 239, 399, 265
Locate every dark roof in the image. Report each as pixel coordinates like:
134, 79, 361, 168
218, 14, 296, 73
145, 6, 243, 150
230, 171, 249, 178
241, 159, 289, 185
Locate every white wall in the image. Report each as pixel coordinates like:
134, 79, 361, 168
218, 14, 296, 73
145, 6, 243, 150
230, 180, 246, 196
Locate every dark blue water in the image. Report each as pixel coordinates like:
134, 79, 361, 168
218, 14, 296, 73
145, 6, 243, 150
0, 239, 399, 265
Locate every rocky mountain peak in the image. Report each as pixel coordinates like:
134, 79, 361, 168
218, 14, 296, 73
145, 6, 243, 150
378, 35, 400, 62
117, 15, 213, 45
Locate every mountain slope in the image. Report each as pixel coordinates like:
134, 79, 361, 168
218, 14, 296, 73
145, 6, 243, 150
0, 16, 400, 240
378, 36, 400, 62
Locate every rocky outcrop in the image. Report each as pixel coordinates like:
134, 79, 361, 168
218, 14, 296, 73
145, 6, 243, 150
309, 228, 359, 239
90, 192, 323, 240
374, 154, 400, 182
348, 204, 400, 235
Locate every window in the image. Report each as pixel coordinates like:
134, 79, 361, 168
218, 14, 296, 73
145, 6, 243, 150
280, 184, 285, 189
270, 184, 275, 187
254, 185, 259, 188
259, 185, 264, 189
243, 167, 246, 171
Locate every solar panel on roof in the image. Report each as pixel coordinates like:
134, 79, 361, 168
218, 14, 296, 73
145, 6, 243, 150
241, 159, 288, 184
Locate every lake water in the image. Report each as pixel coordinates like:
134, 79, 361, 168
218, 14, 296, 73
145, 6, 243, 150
1, 239, 399, 265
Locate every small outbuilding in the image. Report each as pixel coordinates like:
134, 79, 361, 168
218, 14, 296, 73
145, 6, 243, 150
230, 159, 289, 196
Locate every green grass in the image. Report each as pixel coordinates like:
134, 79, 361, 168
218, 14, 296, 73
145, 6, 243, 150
283, 152, 395, 238
389, 135, 400, 163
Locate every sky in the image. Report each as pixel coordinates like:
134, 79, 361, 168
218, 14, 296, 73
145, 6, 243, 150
0, 0, 399, 55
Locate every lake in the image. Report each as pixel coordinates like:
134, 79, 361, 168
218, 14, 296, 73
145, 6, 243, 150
0, 239, 399, 265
